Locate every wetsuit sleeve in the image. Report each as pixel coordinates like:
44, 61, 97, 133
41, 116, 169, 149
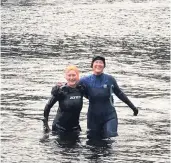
43, 86, 60, 121
111, 77, 136, 110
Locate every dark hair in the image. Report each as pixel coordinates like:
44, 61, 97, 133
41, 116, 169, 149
91, 56, 106, 68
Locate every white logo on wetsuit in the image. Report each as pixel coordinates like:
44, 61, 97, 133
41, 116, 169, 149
70, 96, 81, 99
103, 84, 107, 88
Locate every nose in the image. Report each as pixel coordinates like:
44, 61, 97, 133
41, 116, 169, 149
70, 75, 75, 80
97, 62, 101, 65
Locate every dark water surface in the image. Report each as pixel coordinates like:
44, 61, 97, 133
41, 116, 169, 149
1, 0, 170, 162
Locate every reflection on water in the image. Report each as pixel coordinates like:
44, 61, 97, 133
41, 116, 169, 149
1, 0, 170, 162
84, 139, 114, 162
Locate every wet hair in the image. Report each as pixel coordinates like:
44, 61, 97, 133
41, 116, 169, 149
65, 65, 80, 80
91, 56, 106, 68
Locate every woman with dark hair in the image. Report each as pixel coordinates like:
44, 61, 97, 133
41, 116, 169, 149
79, 56, 138, 139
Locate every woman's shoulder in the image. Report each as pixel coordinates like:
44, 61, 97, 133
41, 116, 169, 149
51, 83, 67, 96
103, 73, 117, 84
81, 74, 92, 79
51, 85, 60, 96
103, 73, 115, 79
79, 74, 92, 83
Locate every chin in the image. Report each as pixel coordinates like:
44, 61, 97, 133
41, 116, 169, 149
96, 71, 102, 73
69, 83, 76, 86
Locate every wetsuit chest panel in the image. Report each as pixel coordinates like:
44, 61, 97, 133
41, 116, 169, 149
88, 87, 110, 102
85, 74, 112, 102
81, 74, 116, 117
59, 90, 83, 112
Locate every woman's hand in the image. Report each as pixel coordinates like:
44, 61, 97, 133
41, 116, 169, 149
133, 107, 139, 116
56, 82, 65, 87
42, 118, 51, 133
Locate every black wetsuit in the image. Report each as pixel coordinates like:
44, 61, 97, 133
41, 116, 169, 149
43, 85, 84, 133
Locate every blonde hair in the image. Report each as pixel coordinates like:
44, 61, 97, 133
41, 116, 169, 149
65, 65, 80, 80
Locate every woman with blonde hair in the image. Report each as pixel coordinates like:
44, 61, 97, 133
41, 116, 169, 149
43, 65, 85, 136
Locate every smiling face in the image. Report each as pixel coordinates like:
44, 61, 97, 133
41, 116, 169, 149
92, 60, 105, 75
65, 70, 79, 87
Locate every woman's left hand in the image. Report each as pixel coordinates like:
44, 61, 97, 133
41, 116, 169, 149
133, 107, 139, 116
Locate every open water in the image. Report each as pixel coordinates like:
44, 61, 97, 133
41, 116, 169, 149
1, 0, 170, 162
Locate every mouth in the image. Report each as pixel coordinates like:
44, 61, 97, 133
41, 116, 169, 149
95, 67, 102, 70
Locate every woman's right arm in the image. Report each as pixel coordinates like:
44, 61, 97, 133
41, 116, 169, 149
43, 95, 58, 121
43, 86, 60, 132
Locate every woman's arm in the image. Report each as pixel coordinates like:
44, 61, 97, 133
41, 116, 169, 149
43, 86, 60, 132
43, 95, 58, 121
112, 77, 138, 115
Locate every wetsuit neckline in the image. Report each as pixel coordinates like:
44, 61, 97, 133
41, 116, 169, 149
92, 73, 104, 77
65, 83, 77, 89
